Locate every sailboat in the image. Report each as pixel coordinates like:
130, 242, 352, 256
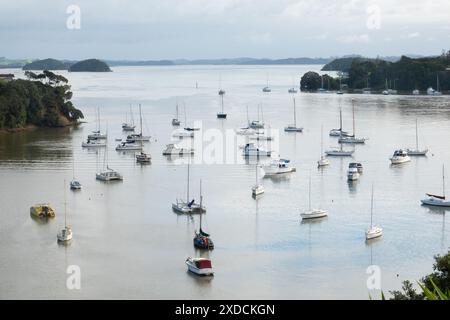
217, 88, 227, 119
382, 79, 389, 95
329, 106, 350, 137
421, 165, 450, 207
300, 174, 328, 219
248, 105, 265, 129
70, 155, 82, 190
318, 125, 330, 167
218, 75, 225, 95
193, 180, 214, 250
252, 164, 264, 197
88, 108, 107, 140
428, 75, 442, 95
338, 100, 366, 144
122, 105, 136, 131
407, 119, 428, 156
135, 104, 151, 163
96, 139, 123, 181
126, 106, 151, 142
172, 102, 181, 126
318, 75, 326, 93
262, 74, 271, 92
173, 105, 194, 138
172, 163, 206, 214
57, 180, 73, 243
288, 77, 298, 93
366, 184, 383, 240
284, 97, 303, 132
337, 77, 344, 94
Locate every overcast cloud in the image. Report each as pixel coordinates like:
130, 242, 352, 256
1, 0, 449, 59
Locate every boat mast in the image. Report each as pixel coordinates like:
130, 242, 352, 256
370, 184, 374, 228
64, 179, 67, 228
320, 124, 324, 159
255, 164, 258, 185
199, 179, 203, 229
139, 104, 143, 149
443, 164, 446, 198
339, 105, 343, 132
293, 98, 297, 127
246, 105, 249, 125
221, 93, 224, 114
415, 118, 419, 150
184, 103, 187, 127
352, 100, 356, 137
308, 174, 312, 211
186, 162, 190, 203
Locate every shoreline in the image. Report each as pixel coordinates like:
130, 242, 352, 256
0, 121, 84, 134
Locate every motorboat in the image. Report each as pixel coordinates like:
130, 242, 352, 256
262, 159, 296, 176
70, 180, 82, 190
217, 88, 227, 119
366, 185, 383, 240
421, 165, 450, 207
136, 151, 151, 163
30, 204, 55, 218
242, 143, 271, 157
347, 166, 360, 181
185, 257, 214, 276
407, 119, 428, 156
390, 149, 410, 164
162, 144, 194, 156
300, 175, 328, 220
349, 162, 363, 173
284, 97, 303, 132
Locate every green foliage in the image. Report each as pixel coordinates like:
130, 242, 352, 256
389, 250, 450, 300
300, 71, 321, 91
0, 71, 83, 129
348, 52, 450, 91
22, 58, 71, 71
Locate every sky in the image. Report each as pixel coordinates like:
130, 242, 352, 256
1, 0, 449, 60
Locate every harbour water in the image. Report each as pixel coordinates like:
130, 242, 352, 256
0, 65, 449, 299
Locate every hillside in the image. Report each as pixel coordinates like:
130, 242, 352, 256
69, 59, 111, 72
23, 58, 72, 70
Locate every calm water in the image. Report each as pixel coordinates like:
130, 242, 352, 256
0, 65, 449, 299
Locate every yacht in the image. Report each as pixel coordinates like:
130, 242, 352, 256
251, 164, 264, 197
412, 89, 420, 95
172, 164, 206, 214
318, 125, 330, 167
262, 159, 296, 176
242, 143, 271, 157
57, 181, 73, 243
390, 149, 410, 164
284, 97, 303, 132
193, 181, 214, 250
262, 75, 271, 92
185, 257, 214, 276
162, 144, 194, 156
122, 105, 135, 131
70, 156, 81, 190
217, 81, 227, 119
330, 107, 350, 137
172, 130, 194, 138
427, 75, 442, 95
115, 141, 142, 151
126, 133, 150, 142
338, 101, 366, 144
81, 138, 106, 148
87, 130, 107, 140
366, 185, 383, 240
249, 130, 274, 141
349, 162, 363, 173
249, 120, 265, 129
407, 119, 428, 156
235, 127, 256, 136
96, 166, 123, 181
172, 103, 181, 126
288, 87, 297, 93
325, 140, 354, 157
300, 174, 328, 220
421, 165, 450, 207
135, 104, 151, 163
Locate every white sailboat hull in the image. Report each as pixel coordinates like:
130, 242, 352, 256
366, 227, 383, 240
390, 156, 411, 164
407, 149, 428, 156
339, 137, 366, 144
185, 259, 213, 276
325, 150, 354, 156
301, 209, 328, 220
421, 198, 450, 207
252, 185, 264, 196
284, 126, 303, 132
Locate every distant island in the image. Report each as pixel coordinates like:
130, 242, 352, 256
0, 70, 84, 131
69, 59, 111, 72
302, 51, 450, 93
23, 58, 73, 71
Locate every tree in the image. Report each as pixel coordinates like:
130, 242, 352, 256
300, 71, 322, 91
